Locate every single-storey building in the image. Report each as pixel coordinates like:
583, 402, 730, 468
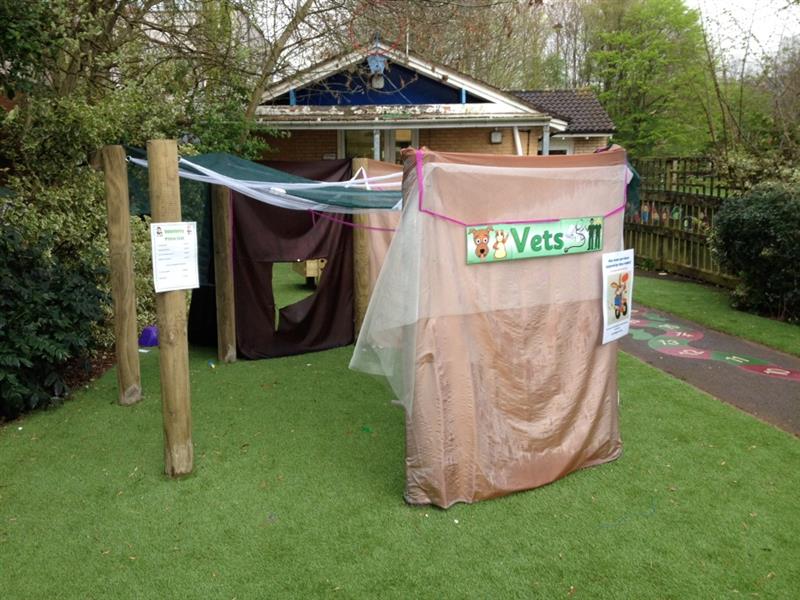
257, 41, 614, 162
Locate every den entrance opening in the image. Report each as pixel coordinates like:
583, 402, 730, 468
271, 260, 327, 324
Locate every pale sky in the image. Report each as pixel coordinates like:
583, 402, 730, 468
686, 0, 800, 59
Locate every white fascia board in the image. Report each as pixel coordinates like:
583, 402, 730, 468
260, 42, 549, 119
261, 49, 367, 102
551, 132, 613, 138
255, 105, 569, 132
255, 119, 555, 131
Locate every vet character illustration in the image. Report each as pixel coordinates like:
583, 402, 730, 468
587, 218, 597, 250
586, 218, 603, 250
493, 229, 509, 259
562, 223, 587, 253
610, 272, 630, 319
468, 226, 494, 259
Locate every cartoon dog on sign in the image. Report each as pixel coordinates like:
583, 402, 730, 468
468, 226, 494, 260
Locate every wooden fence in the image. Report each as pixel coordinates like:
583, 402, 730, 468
625, 157, 739, 287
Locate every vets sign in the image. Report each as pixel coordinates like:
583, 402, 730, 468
466, 217, 604, 264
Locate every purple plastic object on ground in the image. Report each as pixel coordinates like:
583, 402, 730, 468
138, 325, 159, 347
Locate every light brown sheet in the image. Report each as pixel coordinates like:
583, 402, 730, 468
352, 148, 628, 507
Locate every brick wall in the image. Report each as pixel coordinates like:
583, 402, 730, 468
261, 128, 609, 159
419, 127, 543, 155
261, 129, 338, 160
573, 136, 609, 154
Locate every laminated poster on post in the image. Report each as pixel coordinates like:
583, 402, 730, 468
601, 249, 634, 344
150, 222, 199, 293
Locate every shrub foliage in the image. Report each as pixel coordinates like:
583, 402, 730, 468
711, 182, 800, 322
0, 222, 106, 419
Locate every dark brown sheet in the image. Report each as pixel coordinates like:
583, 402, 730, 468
188, 159, 355, 358
232, 193, 354, 358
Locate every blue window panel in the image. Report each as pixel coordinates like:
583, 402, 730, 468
269, 61, 484, 106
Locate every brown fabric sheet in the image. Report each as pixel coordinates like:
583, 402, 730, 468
400, 146, 627, 168
359, 160, 403, 289
352, 148, 627, 507
404, 304, 620, 507
352, 159, 403, 332
233, 193, 355, 359
189, 160, 355, 356
260, 159, 351, 182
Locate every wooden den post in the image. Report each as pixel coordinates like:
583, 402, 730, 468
351, 158, 370, 334
101, 145, 142, 406
147, 139, 193, 477
211, 184, 236, 363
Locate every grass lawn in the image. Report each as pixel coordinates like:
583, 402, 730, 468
273, 261, 316, 310
1, 347, 798, 598
635, 274, 800, 357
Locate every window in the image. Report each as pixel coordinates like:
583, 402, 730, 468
345, 130, 378, 159
340, 129, 419, 162
393, 129, 413, 163
538, 137, 574, 155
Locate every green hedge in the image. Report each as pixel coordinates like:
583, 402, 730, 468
711, 182, 800, 323
0, 222, 106, 419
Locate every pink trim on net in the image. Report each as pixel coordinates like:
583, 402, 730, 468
415, 149, 468, 226
413, 148, 627, 227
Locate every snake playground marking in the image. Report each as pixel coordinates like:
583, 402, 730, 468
628, 309, 800, 382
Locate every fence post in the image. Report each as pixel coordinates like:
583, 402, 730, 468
101, 145, 142, 406
670, 159, 679, 192
147, 139, 193, 477
352, 158, 370, 334
212, 184, 236, 363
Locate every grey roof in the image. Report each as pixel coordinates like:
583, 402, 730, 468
510, 90, 615, 134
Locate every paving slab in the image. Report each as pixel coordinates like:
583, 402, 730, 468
619, 305, 800, 436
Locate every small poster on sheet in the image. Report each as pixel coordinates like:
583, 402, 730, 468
150, 222, 199, 293
601, 249, 634, 344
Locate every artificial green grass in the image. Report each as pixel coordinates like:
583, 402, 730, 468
1, 349, 798, 598
273, 261, 315, 309
636, 274, 800, 357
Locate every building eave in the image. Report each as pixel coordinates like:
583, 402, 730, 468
255, 103, 568, 132
260, 42, 545, 117
256, 118, 561, 131
552, 131, 615, 138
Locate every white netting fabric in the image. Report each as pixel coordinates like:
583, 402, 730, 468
350, 150, 628, 411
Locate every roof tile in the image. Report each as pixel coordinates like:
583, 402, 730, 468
510, 90, 615, 134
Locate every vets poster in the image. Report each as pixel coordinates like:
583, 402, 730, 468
602, 249, 634, 344
151, 222, 199, 293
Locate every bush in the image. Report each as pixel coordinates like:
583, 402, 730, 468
0, 222, 106, 420
711, 182, 800, 322
130, 214, 157, 334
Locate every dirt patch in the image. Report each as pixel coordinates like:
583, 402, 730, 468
63, 351, 116, 393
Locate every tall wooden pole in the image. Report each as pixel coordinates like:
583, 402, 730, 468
101, 145, 142, 406
351, 158, 370, 334
147, 139, 193, 477
211, 184, 236, 363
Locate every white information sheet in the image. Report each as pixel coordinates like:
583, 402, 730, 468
150, 222, 199, 293
601, 249, 634, 344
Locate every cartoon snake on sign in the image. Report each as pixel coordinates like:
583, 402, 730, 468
562, 224, 587, 253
